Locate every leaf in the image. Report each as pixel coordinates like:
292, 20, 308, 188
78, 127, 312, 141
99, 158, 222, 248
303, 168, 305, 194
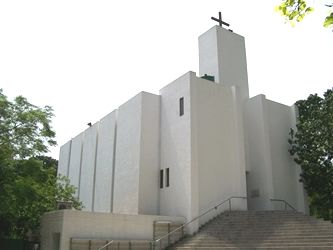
300, 2, 307, 11
297, 14, 305, 22
324, 13, 333, 28
305, 7, 314, 13
289, 11, 298, 20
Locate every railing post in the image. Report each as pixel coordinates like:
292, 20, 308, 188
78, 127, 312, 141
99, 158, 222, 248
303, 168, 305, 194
168, 222, 171, 246
153, 221, 156, 240
129, 241, 131, 250
70, 238, 72, 250
88, 240, 91, 250
151, 197, 246, 250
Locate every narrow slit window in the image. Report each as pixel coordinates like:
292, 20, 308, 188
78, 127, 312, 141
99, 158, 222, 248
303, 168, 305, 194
160, 169, 164, 188
179, 97, 184, 116
166, 168, 170, 187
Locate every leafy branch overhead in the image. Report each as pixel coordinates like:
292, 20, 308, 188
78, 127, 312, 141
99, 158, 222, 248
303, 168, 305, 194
276, 0, 333, 28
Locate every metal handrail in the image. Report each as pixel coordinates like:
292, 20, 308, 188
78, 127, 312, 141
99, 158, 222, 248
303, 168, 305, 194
151, 196, 247, 249
98, 240, 113, 250
270, 198, 297, 211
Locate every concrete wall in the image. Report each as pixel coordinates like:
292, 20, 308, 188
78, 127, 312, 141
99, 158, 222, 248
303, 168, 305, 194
191, 76, 247, 225
159, 72, 194, 223
41, 210, 185, 250
94, 111, 117, 213
266, 100, 298, 209
113, 94, 142, 214
199, 26, 249, 101
244, 95, 275, 210
57, 141, 71, 178
244, 95, 307, 211
68, 132, 84, 197
79, 123, 98, 211
139, 93, 160, 215
113, 92, 160, 215
40, 211, 64, 250
266, 100, 307, 212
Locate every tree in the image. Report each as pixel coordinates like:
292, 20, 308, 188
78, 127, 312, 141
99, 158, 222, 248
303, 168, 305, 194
0, 90, 82, 239
0, 89, 56, 159
276, 0, 333, 28
289, 88, 333, 220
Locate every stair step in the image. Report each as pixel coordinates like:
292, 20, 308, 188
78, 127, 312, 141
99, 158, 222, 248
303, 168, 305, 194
172, 211, 333, 249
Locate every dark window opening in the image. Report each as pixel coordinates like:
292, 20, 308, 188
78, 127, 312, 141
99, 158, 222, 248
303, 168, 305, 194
166, 168, 170, 187
160, 169, 164, 188
179, 97, 184, 116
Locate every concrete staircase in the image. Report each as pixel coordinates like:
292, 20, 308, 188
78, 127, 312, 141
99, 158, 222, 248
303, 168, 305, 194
171, 210, 333, 249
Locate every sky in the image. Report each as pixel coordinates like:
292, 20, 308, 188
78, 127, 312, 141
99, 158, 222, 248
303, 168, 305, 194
0, 0, 332, 159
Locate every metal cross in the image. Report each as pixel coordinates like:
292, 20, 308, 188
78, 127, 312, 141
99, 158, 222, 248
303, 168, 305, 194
211, 12, 230, 27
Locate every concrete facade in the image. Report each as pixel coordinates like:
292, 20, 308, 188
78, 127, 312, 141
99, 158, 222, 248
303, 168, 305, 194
41, 210, 185, 250
244, 95, 307, 212
67, 132, 84, 197
113, 92, 160, 215
52, 25, 308, 249
79, 123, 98, 211
199, 26, 249, 101
94, 111, 116, 212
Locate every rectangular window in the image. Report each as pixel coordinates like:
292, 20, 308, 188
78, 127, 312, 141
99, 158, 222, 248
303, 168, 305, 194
166, 168, 170, 187
179, 97, 184, 116
160, 169, 164, 188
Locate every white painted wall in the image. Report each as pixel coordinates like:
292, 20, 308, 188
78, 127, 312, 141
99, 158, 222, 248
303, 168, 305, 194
68, 132, 84, 197
191, 76, 247, 225
244, 95, 275, 210
199, 26, 249, 101
40, 211, 64, 250
244, 95, 307, 211
159, 72, 194, 224
266, 100, 308, 212
113, 93, 142, 214
231, 86, 248, 194
57, 140, 71, 178
139, 92, 160, 215
41, 210, 185, 250
94, 110, 117, 212
113, 92, 160, 215
79, 123, 98, 211
266, 100, 298, 209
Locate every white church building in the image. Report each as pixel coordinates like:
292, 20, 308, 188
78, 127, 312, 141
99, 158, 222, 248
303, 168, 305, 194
41, 24, 309, 250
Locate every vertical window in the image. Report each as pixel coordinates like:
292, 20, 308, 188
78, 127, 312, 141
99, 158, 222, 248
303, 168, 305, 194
166, 168, 170, 187
179, 97, 184, 116
160, 169, 164, 188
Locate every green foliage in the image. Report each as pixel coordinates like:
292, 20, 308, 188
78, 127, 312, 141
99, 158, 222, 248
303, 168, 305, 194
0, 90, 82, 239
276, 0, 332, 28
0, 89, 56, 159
289, 88, 333, 221
324, 12, 333, 27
